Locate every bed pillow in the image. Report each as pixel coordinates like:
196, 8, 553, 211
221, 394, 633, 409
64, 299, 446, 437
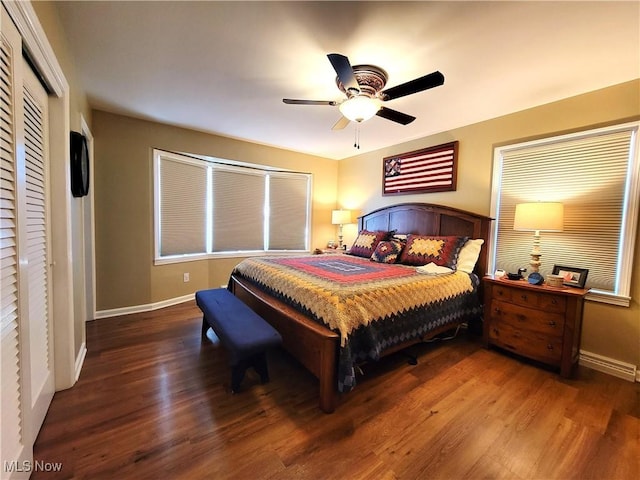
371, 238, 405, 264
348, 230, 389, 258
457, 239, 485, 273
415, 262, 455, 276
398, 234, 468, 268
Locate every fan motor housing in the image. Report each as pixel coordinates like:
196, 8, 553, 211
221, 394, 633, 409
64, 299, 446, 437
336, 64, 388, 98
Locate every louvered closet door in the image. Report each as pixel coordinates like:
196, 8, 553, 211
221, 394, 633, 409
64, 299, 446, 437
22, 58, 54, 433
1, 7, 28, 468
1, 5, 54, 472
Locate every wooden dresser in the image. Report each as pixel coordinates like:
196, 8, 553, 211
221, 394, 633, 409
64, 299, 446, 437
483, 275, 588, 377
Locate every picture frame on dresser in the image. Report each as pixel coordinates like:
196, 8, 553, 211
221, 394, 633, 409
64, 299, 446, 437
552, 265, 589, 288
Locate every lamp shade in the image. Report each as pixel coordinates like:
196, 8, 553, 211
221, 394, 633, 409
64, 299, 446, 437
513, 202, 564, 232
338, 96, 380, 123
331, 209, 351, 225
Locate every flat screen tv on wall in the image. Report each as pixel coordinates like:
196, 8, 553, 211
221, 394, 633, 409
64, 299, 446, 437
70, 131, 89, 197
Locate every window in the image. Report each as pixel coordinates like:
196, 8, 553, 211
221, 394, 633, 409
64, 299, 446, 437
154, 149, 312, 263
490, 122, 639, 306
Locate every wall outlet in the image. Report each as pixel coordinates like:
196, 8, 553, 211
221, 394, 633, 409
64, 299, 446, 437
183, 272, 190, 283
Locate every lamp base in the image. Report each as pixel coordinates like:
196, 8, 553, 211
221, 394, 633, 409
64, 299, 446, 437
529, 231, 542, 273
529, 252, 541, 273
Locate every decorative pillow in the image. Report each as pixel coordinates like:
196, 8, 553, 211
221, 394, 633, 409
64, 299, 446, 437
348, 230, 389, 258
371, 239, 405, 264
398, 235, 468, 268
457, 239, 485, 274
415, 262, 455, 276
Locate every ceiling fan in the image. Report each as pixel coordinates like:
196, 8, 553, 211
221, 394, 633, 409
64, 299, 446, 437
283, 53, 445, 130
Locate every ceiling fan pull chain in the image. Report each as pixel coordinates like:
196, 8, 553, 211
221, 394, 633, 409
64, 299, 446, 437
354, 125, 361, 149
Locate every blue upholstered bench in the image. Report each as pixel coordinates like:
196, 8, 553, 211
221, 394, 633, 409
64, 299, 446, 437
196, 288, 282, 392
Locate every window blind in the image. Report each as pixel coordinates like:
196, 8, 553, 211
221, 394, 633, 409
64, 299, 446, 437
268, 174, 309, 250
154, 149, 311, 260
211, 168, 265, 252
495, 130, 633, 292
159, 157, 207, 256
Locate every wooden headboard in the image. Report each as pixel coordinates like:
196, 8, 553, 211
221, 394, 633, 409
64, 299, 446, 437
358, 203, 493, 278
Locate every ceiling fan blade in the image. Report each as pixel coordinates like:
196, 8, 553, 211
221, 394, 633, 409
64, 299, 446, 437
327, 53, 360, 95
331, 116, 350, 130
380, 71, 444, 101
376, 107, 416, 125
283, 99, 337, 106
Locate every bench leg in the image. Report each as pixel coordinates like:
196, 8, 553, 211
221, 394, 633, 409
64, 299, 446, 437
230, 352, 270, 393
251, 352, 270, 384
230, 363, 247, 393
201, 317, 209, 338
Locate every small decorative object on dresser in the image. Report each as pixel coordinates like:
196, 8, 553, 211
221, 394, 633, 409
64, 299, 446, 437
552, 265, 589, 288
546, 274, 564, 287
527, 272, 544, 285
483, 275, 588, 377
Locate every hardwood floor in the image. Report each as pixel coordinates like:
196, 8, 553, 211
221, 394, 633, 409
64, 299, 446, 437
33, 301, 639, 479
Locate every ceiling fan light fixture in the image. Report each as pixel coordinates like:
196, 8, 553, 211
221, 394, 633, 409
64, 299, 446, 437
339, 96, 380, 123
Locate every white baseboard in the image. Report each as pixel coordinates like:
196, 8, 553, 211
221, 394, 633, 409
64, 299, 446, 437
579, 350, 637, 382
94, 293, 195, 320
74, 342, 87, 382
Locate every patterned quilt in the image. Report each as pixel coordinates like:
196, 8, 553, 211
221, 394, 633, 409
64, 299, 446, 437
231, 254, 481, 392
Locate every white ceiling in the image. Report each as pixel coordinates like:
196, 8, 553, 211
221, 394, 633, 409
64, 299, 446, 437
55, 1, 639, 160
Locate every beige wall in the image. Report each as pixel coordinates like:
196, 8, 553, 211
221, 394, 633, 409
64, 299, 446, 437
338, 80, 640, 367
31, 1, 92, 360
92, 110, 338, 311
31, 1, 91, 130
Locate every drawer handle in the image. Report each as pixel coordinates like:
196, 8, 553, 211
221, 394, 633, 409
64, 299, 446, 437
551, 298, 558, 305
548, 320, 556, 327
494, 307, 501, 315
520, 294, 528, 301
547, 344, 554, 350
517, 314, 527, 322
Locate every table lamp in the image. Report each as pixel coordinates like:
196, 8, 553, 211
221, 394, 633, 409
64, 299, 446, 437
513, 202, 564, 273
331, 209, 352, 250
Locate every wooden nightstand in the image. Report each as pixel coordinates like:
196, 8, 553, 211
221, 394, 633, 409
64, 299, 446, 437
483, 275, 588, 377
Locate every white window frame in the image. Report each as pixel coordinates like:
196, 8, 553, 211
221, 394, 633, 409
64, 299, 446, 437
489, 121, 640, 307
153, 149, 312, 264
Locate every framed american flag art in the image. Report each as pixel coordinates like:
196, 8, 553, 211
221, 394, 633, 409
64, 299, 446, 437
382, 141, 459, 196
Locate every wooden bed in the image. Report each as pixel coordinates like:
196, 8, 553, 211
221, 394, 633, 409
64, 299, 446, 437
229, 202, 492, 412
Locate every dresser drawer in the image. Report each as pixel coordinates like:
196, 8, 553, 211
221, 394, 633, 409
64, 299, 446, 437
489, 299, 565, 337
488, 319, 563, 364
493, 284, 566, 313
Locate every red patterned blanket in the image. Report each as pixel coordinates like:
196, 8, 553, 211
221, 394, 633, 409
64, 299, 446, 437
232, 255, 474, 346
232, 254, 481, 392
